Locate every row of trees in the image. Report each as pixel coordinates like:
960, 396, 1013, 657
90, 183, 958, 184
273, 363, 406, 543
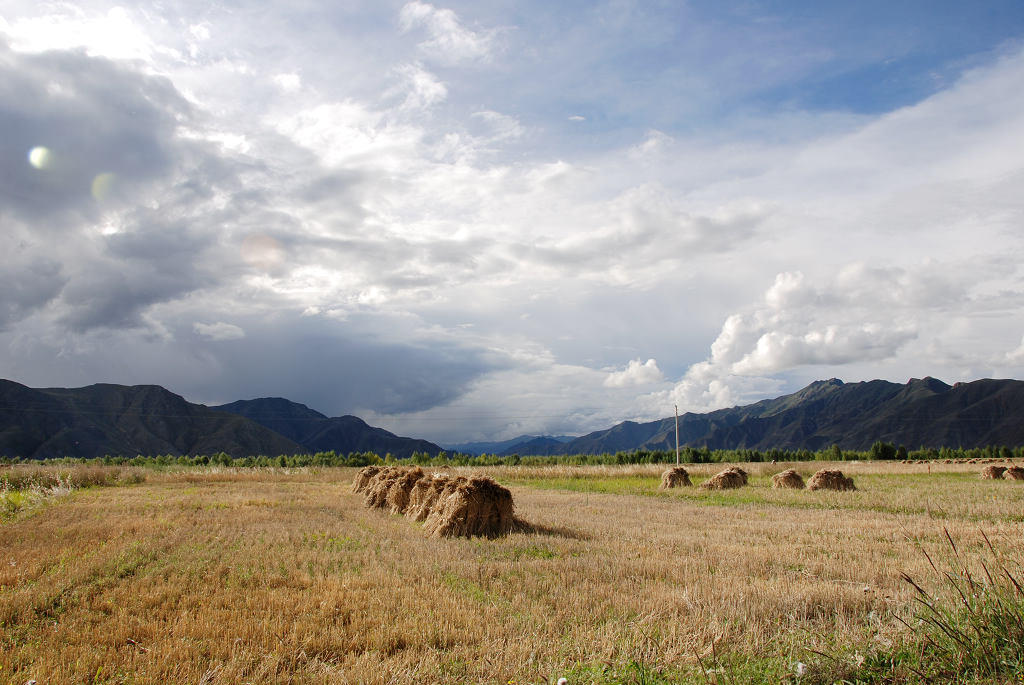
2, 442, 1021, 468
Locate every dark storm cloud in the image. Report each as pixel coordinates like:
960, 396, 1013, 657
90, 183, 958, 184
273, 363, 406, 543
0, 41, 189, 223
0, 256, 66, 330
59, 218, 220, 332
182, 312, 507, 415
1, 307, 508, 418
0, 40, 440, 336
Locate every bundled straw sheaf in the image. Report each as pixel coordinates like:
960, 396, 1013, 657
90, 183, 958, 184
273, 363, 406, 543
1004, 466, 1024, 481
350, 466, 517, 538
806, 469, 856, 491
351, 465, 383, 493
659, 466, 692, 489
385, 467, 427, 514
422, 475, 515, 539
982, 465, 1008, 480
700, 467, 747, 490
363, 467, 408, 509
406, 474, 454, 521
771, 469, 805, 489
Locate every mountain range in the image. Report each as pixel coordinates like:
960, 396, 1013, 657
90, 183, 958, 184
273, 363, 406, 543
496, 377, 1024, 455
0, 380, 441, 459
2, 376, 1023, 459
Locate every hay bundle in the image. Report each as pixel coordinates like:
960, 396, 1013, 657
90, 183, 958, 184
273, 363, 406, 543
1004, 466, 1024, 480
422, 476, 515, 538
351, 465, 383, 493
981, 465, 1007, 479
406, 474, 456, 521
363, 467, 407, 509
771, 469, 805, 489
659, 466, 692, 489
385, 466, 427, 514
806, 469, 856, 491
700, 468, 746, 490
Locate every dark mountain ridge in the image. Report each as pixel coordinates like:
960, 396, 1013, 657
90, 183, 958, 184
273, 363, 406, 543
520, 377, 1024, 455
0, 381, 442, 459
0, 380, 301, 458
212, 398, 442, 458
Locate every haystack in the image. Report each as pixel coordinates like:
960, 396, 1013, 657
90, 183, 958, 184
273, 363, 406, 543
422, 476, 515, 538
659, 466, 692, 489
700, 468, 746, 490
405, 474, 457, 521
806, 469, 856, 491
363, 467, 407, 509
1004, 466, 1024, 481
351, 465, 382, 493
385, 466, 427, 515
771, 469, 805, 489
981, 465, 1007, 480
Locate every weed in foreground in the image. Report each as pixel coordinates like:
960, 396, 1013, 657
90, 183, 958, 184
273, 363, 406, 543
896, 529, 1024, 681
800, 529, 1024, 684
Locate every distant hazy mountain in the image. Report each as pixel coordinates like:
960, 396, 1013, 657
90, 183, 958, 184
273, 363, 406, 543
0, 381, 443, 459
213, 397, 442, 458
497, 436, 571, 456
445, 435, 576, 456
0, 380, 301, 458
541, 377, 1024, 454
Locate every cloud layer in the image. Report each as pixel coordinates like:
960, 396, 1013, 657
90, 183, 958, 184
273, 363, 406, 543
1, 2, 1023, 442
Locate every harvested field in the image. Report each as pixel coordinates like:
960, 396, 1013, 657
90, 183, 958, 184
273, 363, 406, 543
982, 464, 1008, 479
2, 461, 1024, 684
807, 468, 856, 491
771, 468, 805, 489
659, 466, 692, 489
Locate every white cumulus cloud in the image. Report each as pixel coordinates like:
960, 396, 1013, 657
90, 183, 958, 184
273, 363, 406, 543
604, 358, 665, 387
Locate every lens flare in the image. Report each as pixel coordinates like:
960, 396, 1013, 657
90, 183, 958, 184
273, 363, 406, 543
28, 146, 52, 169
241, 234, 286, 269
91, 172, 116, 201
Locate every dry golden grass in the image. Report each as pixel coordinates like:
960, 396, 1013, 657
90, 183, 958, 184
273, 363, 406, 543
1, 461, 1023, 683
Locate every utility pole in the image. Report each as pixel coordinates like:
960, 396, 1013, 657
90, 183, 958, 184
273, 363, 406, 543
674, 404, 680, 465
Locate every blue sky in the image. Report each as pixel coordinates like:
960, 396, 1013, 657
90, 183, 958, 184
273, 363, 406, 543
2, 1, 1024, 442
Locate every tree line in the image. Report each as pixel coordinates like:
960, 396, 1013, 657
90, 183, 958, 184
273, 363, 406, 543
1, 442, 1021, 468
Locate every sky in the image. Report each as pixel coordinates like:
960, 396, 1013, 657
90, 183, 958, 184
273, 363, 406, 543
2, 1, 1024, 444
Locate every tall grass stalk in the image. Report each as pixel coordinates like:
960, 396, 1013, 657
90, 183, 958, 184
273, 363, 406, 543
896, 529, 1024, 681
